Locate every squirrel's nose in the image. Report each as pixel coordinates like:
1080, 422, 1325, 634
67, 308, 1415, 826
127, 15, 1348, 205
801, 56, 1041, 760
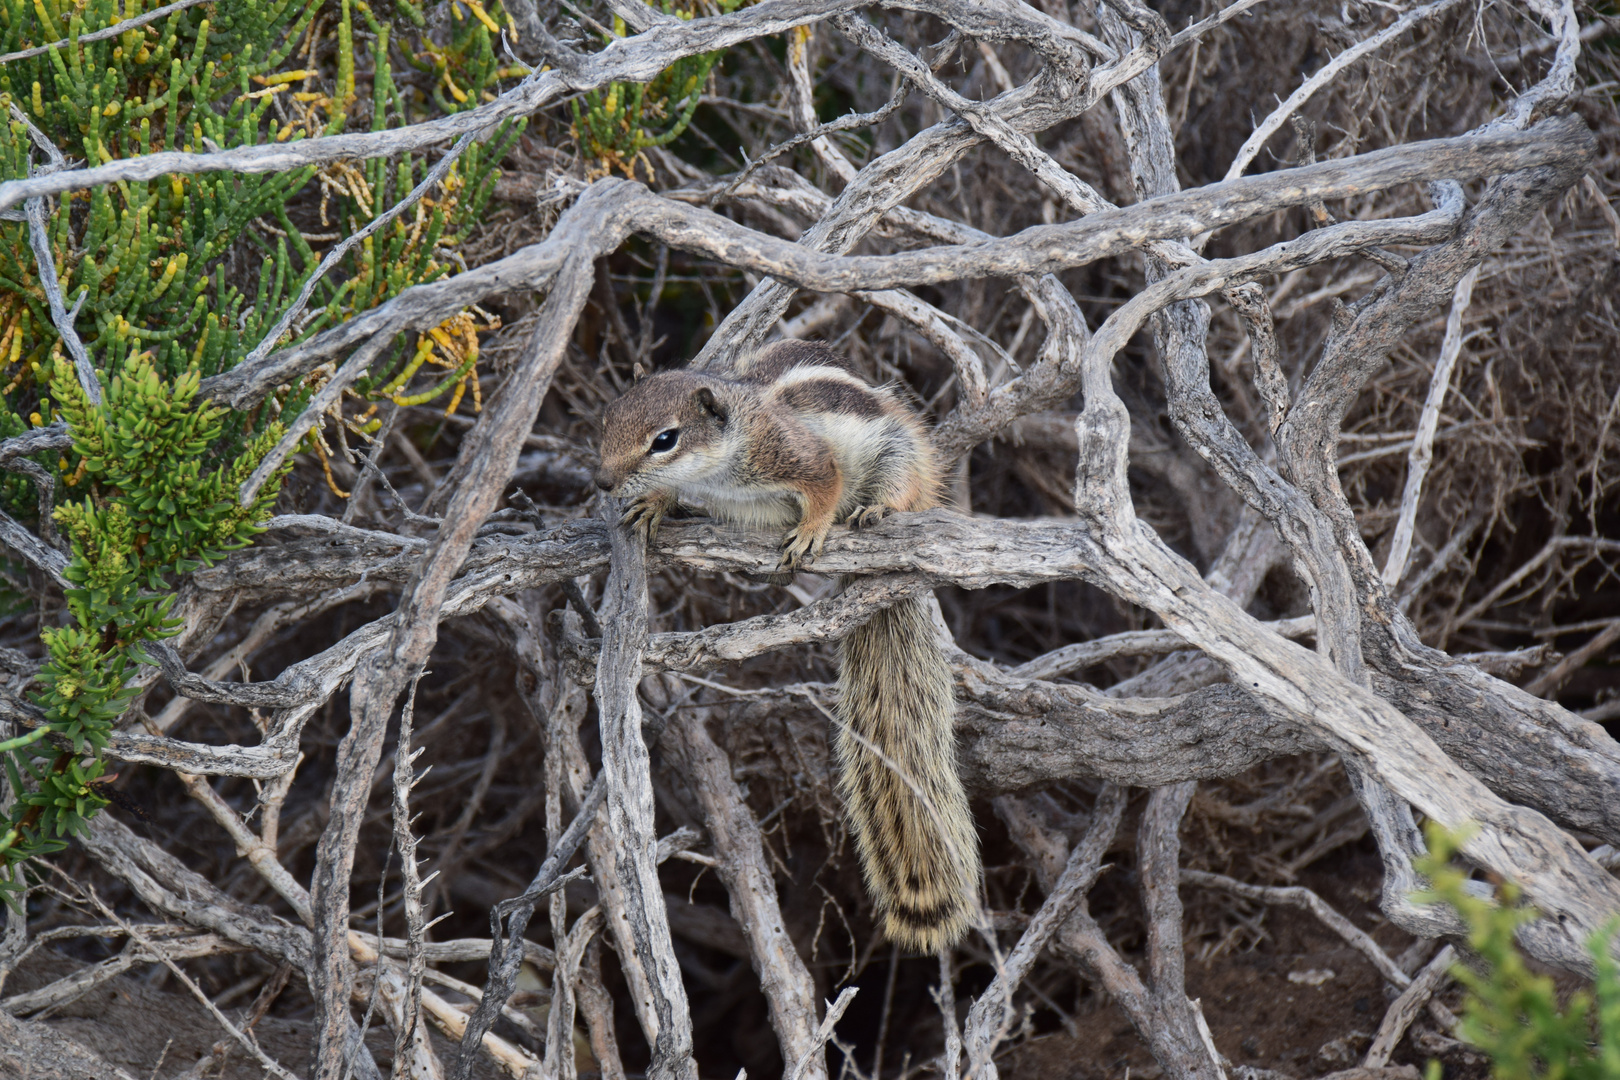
594, 469, 615, 492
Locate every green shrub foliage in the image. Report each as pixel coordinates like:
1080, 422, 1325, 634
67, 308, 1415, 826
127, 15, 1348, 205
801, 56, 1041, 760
0, 0, 523, 902
571, 0, 743, 176
1414, 824, 1620, 1080
0, 358, 289, 888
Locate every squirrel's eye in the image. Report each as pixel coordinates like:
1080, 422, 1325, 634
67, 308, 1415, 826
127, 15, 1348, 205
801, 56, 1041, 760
650, 429, 680, 454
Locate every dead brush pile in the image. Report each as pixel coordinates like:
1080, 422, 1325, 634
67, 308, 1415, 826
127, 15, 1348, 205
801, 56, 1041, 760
0, 0, 1618, 1077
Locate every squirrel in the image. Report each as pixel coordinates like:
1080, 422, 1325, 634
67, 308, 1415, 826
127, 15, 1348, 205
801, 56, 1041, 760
594, 339, 980, 952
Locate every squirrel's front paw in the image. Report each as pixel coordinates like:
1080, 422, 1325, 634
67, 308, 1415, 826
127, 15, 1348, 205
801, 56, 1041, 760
778, 522, 829, 570
621, 493, 673, 543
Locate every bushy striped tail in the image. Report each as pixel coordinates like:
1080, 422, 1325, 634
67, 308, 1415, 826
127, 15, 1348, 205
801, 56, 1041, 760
835, 596, 980, 953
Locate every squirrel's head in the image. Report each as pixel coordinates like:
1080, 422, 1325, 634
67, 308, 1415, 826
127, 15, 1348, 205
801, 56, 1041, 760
595, 371, 732, 495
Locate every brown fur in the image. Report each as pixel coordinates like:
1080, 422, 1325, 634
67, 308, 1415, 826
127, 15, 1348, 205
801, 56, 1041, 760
733, 339, 862, 383
596, 340, 980, 951
778, 378, 886, 419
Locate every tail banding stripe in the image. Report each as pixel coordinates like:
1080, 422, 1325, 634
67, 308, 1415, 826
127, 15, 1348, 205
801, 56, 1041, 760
835, 597, 980, 953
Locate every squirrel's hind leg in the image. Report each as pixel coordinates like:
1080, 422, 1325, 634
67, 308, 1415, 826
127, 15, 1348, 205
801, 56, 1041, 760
843, 439, 939, 529
844, 504, 891, 529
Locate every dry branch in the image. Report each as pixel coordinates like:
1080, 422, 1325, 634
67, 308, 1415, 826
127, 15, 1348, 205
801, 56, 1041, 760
0, 0, 212, 63
1219, 0, 1469, 184
964, 784, 1125, 1079
664, 692, 827, 1078
1181, 870, 1407, 988
453, 772, 605, 1076
1363, 946, 1457, 1068
10, 105, 101, 406
197, 121, 1589, 411
2, 505, 1600, 829
584, 513, 698, 1079
4, 1, 1617, 1076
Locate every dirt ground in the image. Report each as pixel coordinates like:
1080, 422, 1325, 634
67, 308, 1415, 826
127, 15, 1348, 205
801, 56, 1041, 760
0, 948, 508, 1080
1002, 845, 1518, 1080
0, 839, 1521, 1080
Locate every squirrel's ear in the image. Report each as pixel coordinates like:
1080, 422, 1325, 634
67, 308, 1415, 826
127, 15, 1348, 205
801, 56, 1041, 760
632, 362, 647, 382
694, 386, 728, 424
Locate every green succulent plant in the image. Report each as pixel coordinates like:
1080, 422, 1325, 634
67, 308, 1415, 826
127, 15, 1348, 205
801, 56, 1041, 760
0, 0, 523, 903
571, 0, 744, 177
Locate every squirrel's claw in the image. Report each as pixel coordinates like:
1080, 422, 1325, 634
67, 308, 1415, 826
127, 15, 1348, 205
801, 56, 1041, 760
778, 522, 828, 570
845, 504, 891, 530
621, 493, 672, 544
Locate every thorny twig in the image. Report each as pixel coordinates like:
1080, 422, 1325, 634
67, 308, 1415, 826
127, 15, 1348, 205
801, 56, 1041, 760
452, 774, 605, 1079
388, 673, 433, 1079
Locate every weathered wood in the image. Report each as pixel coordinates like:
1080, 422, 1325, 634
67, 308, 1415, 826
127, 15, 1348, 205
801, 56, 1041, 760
593, 508, 699, 1080
664, 697, 826, 1080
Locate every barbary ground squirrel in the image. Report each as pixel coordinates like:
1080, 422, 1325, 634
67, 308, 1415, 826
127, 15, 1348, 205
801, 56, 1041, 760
594, 339, 980, 952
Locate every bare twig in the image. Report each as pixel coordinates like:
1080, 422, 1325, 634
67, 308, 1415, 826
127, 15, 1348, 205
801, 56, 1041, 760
0, 504, 68, 584
1010, 616, 1313, 681
1180, 870, 1409, 987
374, 967, 445, 1080
546, 907, 604, 1080
587, 505, 698, 1079
388, 673, 433, 1080
934, 951, 961, 1080
79, 886, 302, 1080
1362, 945, 1456, 1067
1168, 0, 1274, 48
786, 987, 860, 1080
0, 0, 212, 63
1525, 618, 1620, 698
1452, 536, 1620, 631
9, 104, 100, 405
1220, 0, 1470, 184
2, 931, 241, 1016
576, 936, 628, 1080
964, 784, 1126, 1080
785, 21, 860, 184
1383, 266, 1479, 587
664, 692, 826, 1078
715, 83, 907, 205
453, 774, 606, 1079
1138, 783, 1225, 1080
241, 126, 484, 376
